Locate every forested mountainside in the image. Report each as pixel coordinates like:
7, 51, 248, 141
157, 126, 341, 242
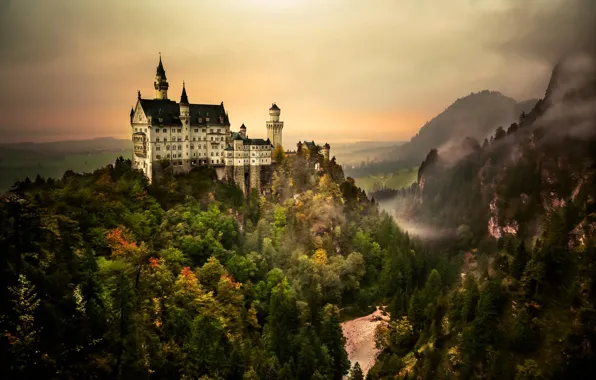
347, 91, 537, 178
0, 143, 464, 380
371, 54, 596, 378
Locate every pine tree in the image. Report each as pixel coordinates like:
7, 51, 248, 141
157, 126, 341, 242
349, 362, 364, 380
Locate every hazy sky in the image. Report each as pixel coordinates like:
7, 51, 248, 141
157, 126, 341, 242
0, 0, 593, 144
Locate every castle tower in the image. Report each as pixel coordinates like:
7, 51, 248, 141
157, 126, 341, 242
239, 123, 247, 138
322, 143, 330, 160
154, 55, 169, 99
179, 81, 190, 119
266, 103, 284, 149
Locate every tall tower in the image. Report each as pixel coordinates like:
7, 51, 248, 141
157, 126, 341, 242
266, 103, 284, 149
179, 82, 190, 121
154, 55, 169, 99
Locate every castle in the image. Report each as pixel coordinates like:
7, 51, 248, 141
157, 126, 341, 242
129, 56, 285, 193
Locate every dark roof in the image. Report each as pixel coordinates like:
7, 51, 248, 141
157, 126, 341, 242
138, 98, 229, 126
180, 83, 189, 104
240, 123, 246, 129
269, 103, 280, 111
156, 56, 166, 79
304, 141, 316, 148
224, 146, 234, 151
229, 131, 271, 146
130, 107, 134, 117
323, 143, 330, 148
244, 138, 271, 146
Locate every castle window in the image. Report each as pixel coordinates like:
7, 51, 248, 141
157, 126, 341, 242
163, 128, 166, 133
192, 137, 196, 141
211, 152, 214, 156
178, 153, 181, 158
210, 129, 214, 133
167, 154, 170, 158
177, 129, 181, 133
156, 155, 161, 159
178, 145, 182, 150
156, 138, 160, 142
156, 146, 160, 151
177, 137, 181, 141
166, 145, 170, 150
190, 145, 194, 149
252, 160, 255, 163
217, 128, 221, 133
186, 152, 188, 156
135, 128, 138, 132
194, 129, 198, 132
164, 137, 168, 141
202, 129, 206, 133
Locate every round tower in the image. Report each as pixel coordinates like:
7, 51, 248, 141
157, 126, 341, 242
322, 143, 330, 160
154, 54, 169, 100
266, 103, 284, 149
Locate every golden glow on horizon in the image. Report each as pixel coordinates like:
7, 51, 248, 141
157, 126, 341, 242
0, 0, 578, 143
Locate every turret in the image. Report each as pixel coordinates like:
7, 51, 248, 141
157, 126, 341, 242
129, 107, 134, 123
266, 103, 284, 150
269, 103, 281, 122
179, 82, 190, 124
154, 54, 169, 99
322, 143, 330, 160
239, 124, 247, 138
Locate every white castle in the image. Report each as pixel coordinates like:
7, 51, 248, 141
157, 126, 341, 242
129, 56, 284, 193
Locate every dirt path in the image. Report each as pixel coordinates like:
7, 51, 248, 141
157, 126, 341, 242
341, 307, 389, 376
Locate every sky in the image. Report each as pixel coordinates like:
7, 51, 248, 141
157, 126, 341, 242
0, 0, 594, 144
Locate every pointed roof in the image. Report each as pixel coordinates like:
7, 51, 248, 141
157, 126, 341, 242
269, 103, 280, 111
240, 123, 246, 129
156, 55, 167, 79
130, 107, 134, 117
180, 81, 189, 104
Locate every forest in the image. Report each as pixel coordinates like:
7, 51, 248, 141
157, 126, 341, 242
2, 56, 596, 380
1, 141, 460, 379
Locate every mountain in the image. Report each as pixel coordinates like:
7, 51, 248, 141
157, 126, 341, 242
348, 92, 538, 178
393, 91, 538, 163
0, 137, 131, 158
370, 54, 596, 379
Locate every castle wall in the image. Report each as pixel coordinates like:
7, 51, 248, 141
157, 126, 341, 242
250, 164, 261, 192
234, 166, 246, 194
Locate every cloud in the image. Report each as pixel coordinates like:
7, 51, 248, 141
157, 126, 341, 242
0, 0, 594, 144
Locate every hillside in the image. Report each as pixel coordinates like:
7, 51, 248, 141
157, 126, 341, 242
2, 142, 456, 380
349, 92, 537, 178
370, 54, 596, 379
0, 137, 132, 192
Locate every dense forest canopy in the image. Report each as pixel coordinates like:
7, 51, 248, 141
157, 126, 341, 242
1, 142, 459, 379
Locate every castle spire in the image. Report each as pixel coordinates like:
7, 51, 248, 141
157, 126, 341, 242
154, 54, 169, 99
156, 53, 166, 80
180, 81, 189, 104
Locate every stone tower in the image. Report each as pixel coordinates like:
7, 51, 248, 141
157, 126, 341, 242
266, 103, 284, 149
322, 143, 330, 160
154, 55, 169, 99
